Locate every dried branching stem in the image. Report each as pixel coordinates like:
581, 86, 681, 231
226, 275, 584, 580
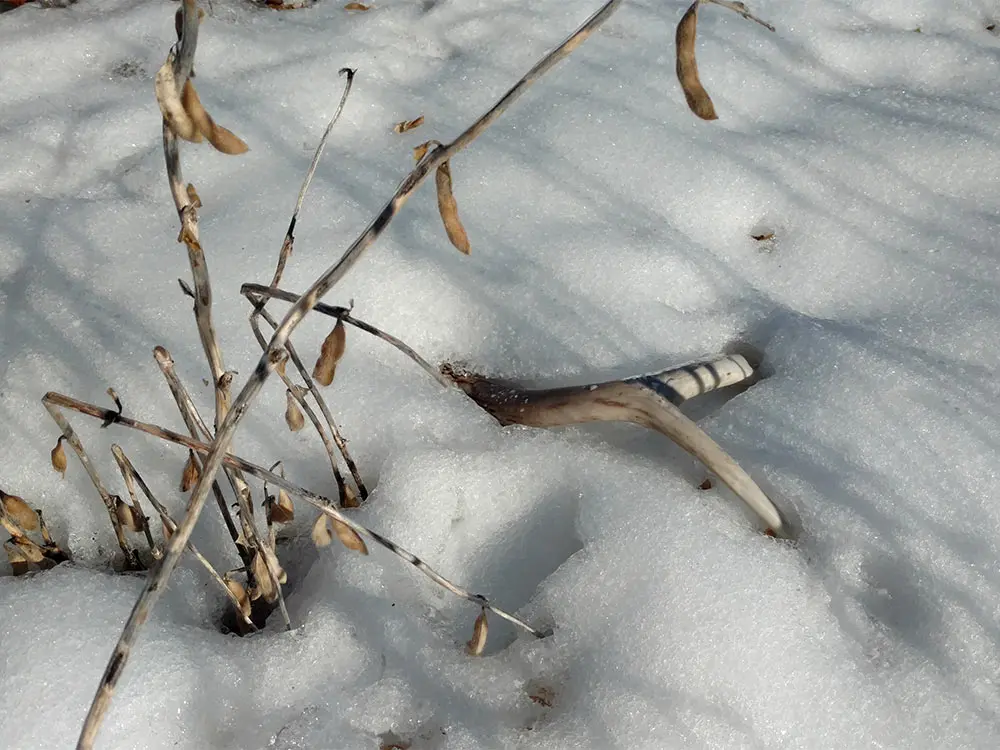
43, 391, 545, 639
77, 2, 620, 746
110, 446, 258, 633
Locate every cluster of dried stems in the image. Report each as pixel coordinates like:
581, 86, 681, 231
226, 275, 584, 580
1, 1, 780, 746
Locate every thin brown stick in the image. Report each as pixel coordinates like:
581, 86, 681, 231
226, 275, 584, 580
110, 446, 258, 633
78, 3, 619, 745
152, 346, 244, 553
242, 284, 449, 388
247, 313, 350, 505
44, 391, 545, 638
42, 401, 142, 570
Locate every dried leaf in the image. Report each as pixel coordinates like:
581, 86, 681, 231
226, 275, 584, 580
752, 232, 775, 242
269, 489, 295, 524
312, 319, 347, 386
332, 517, 368, 555
180, 79, 250, 155
675, 1, 718, 121
180, 451, 200, 492
50, 437, 67, 478
466, 609, 488, 656
5, 541, 31, 576
155, 56, 200, 140
115, 498, 144, 532
225, 577, 251, 618
2, 492, 39, 532
285, 390, 305, 432
393, 115, 424, 134
311, 514, 334, 547
413, 140, 433, 162
344, 2, 372, 10
251, 551, 277, 602
435, 160, 471, 254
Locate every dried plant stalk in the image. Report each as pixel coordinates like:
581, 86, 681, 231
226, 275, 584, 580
77, 2, 620, 746
435, 160, 471, 254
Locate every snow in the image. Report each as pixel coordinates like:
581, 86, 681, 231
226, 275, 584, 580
2, 0, 1000, 747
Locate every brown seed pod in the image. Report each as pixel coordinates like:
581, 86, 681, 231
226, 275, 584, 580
341, 483, 359, 509
155, 57, 199, 140
50, 437, 67, 478
115, 498, 144, 532
5, 541, 31, 576
466, 609, 488, 656
332, 517, 368, 555
224, 577, 251, 619
675, 1, 718, 121
2, 492, 39, 532
13, 537, 45, 565
311, 514, 333, 547
312, 319, 346, 387
435, 160, 471, 254
269, 489, 295, 525
180, 451, 200, 492
180, 79, 249, 155
393, 115, 425, 134
344, 2, 372, 10
285, 390, 305, 432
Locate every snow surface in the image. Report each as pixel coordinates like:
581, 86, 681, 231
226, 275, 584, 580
3, 0, 1000, 747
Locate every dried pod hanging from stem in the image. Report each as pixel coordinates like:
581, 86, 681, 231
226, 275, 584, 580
311, 514, 333, 547
435, 160, 471, 254
312, 319, 346, 386
269, 489, 295, 524
224, 577, 251, 619
284, 389, 305, 432
332, 517, 368, 555
180, 451, 200, 492
675, 0, 775, 121
466, 608, 489, 656
50, 436, 68, 478
115, 498, 144, 533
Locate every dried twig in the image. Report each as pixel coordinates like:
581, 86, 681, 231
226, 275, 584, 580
242, 284, 449, 388
43, 391, 545, 639
42, 401, 142, 570
77, 2, 621, 745
110, 446, 258, 633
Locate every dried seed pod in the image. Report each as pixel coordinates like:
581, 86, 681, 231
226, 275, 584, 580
269, 489, 295, 525
311, 514, 333, 547
180, 451, 200, 492
344, 2, 372, 10
466, 609, 488, 656
224, 577, 251, 619
251, 551, 277, 602
155, 56, 199, 140
13, 537, 45, 564
2, 492, 39, 532
285, 390, 305, 432
332, 517, 368, 555
180, 79, 250, 155
50, 437, 68, 478
393, 115, 424, 134
341, 483, 359, 509
675, 1, 718, 121
435, 160, 471, 254
115, 498, 144, 532
312, 319, 346, 386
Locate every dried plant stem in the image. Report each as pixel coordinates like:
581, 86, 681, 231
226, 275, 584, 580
44, 390, 545, 638
247, 312, 350, 504
703, 0, 775, 31
78, 3, 619, 746
110, 446, 258, 633
242, 284, 449, 388
152, 346, 244, 554
112, 451, 157, 555
42, 401, 142, 570
151, 346, 289, 628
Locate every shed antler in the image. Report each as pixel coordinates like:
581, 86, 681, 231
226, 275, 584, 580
443, 354, 789, 538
